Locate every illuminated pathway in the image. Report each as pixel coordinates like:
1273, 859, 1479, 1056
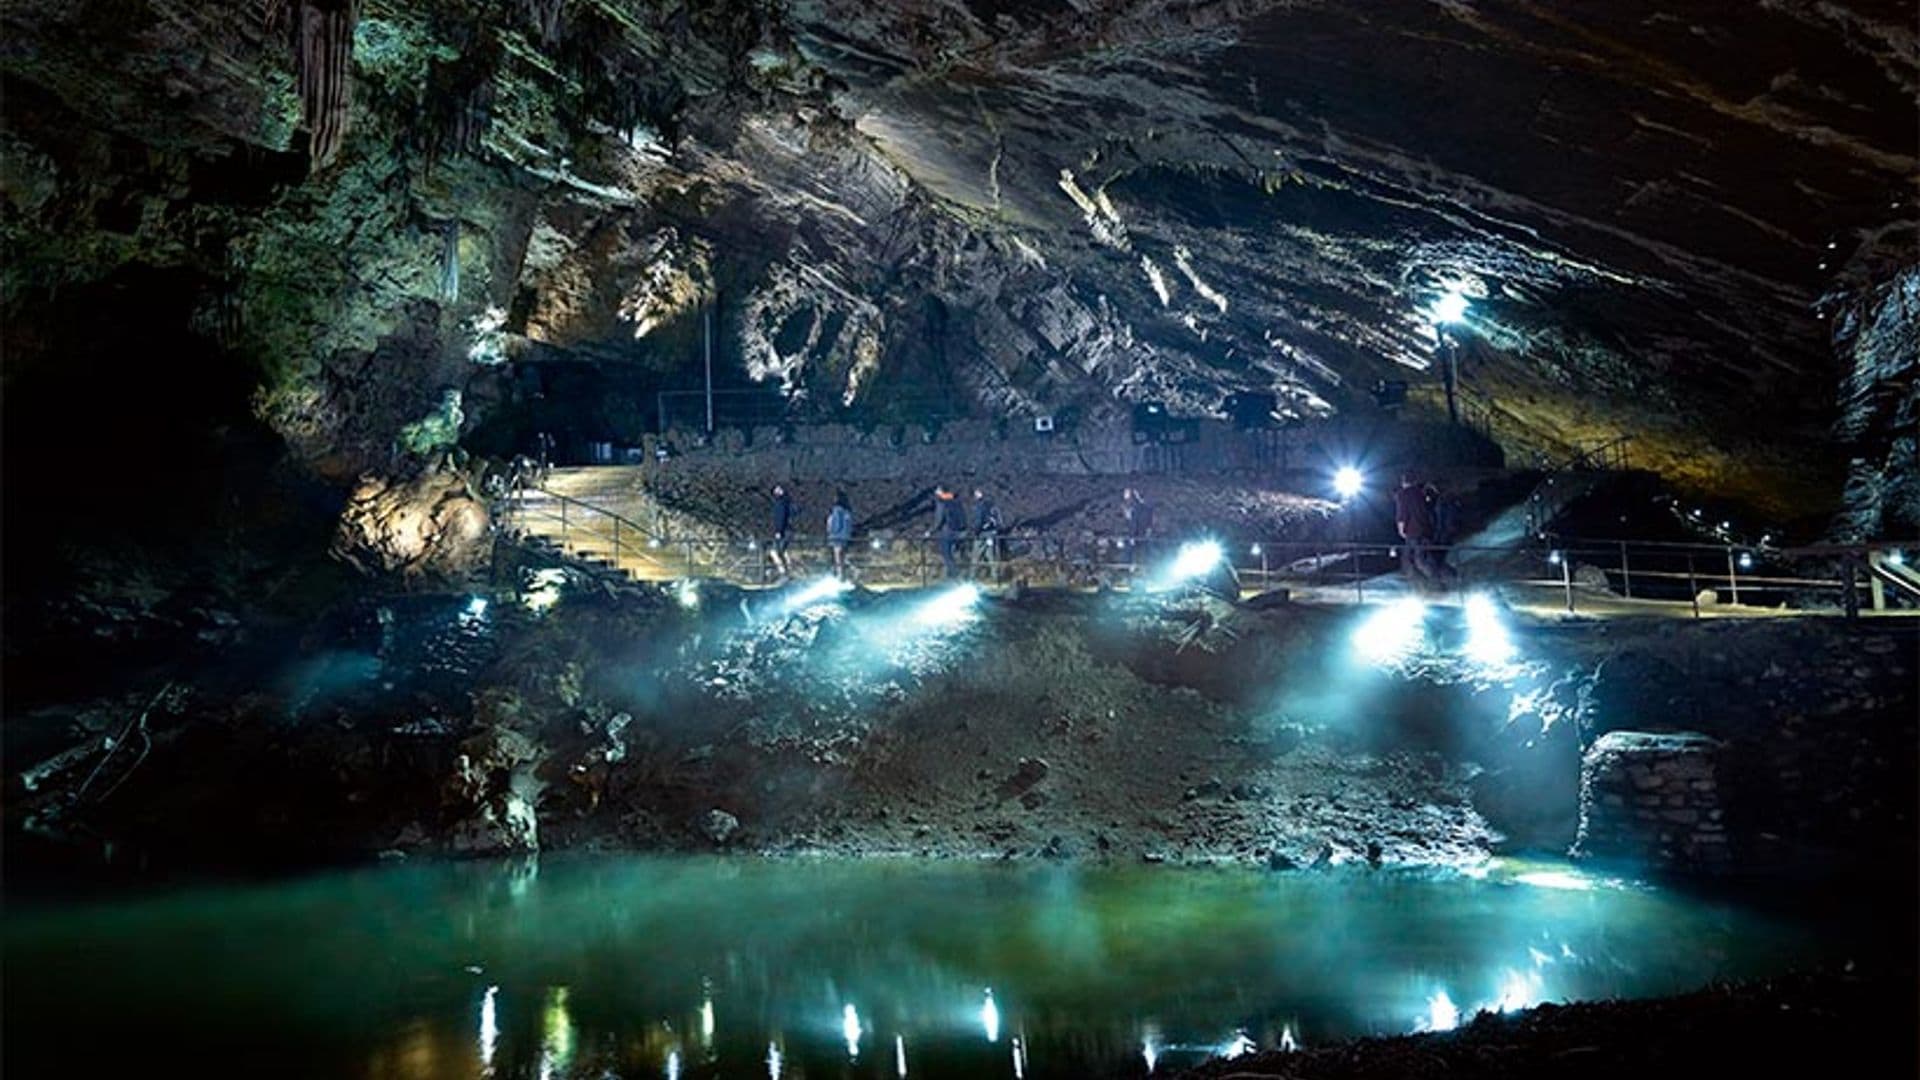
507, 477, 1916, 620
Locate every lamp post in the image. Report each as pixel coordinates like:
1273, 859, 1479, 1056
1431, 289, 1469, 426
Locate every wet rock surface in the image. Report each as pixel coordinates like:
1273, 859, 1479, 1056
6, 575, 1913, 883
1181, 971, 1914, 1080
332, 465, 491, 577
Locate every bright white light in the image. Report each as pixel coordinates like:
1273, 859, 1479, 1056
1515, 869, 1593, 891
1463, 593, 1515, 667
1431, 289, 1469, 325
780, 576, 852, 614
1279, 1024, 1299, 1052
479, 985, 499, 1069
1547, 550, 1563, 566
676, 581, 701, 610
1737, 553, 1754, 570
1173, 539, 1223, 578
895, 1035, 907, 1078
981, 989, 1001, 1042
843, 1004, 863, 1059
700, 996, 715, 1044
1221, 1032, 1257, 1059
1890, 550, 1906, 567
466, 596, 489, 617
1353, 597, 1428, 666
767, 1041, 783, 1079
1011, 1036, 1026, 1078
1333, 466, 1365, 499
1494, 969, 1544, 1013
1151, 539, 1224, 591
1143, 1038, 1160, 1073
1250, 543, 1262, 556
1426, 990, 1459, 1032
913, 583, 982, 627
524, 568, 567, 614
666, 1049, 681, 1080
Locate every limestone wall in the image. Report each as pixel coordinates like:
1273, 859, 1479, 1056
628, 414, 1501, 483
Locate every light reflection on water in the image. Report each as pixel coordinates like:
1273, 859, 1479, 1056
3, 856, 1863, 1078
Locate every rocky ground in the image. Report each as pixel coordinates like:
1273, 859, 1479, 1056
7, 559, 1914, 884
1180, 970, 1915, 1079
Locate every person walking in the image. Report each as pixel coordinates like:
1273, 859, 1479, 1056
827, 490, 855, 580
1394, 471, 1438, 587
971, 487, 1003, 582
769, 483, 794, 581
932, 485, 967, 579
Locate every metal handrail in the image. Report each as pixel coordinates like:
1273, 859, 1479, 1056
504, 504, 1917, 617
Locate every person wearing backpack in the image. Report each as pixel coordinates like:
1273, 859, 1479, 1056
827, 491, 855, 580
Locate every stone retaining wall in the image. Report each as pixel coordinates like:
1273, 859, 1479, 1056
1574, 731, 1730, 872
627, 414, 1501, 483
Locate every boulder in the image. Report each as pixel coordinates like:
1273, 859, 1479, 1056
332, 467, 490, 578
703, 808, 740, 844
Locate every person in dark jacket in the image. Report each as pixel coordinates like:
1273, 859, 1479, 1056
827, 491, 854, 579
971, 488, 1003, 582
770, 484, 794, 581
932, 485, 967, 578
1393, 472, 1438, 586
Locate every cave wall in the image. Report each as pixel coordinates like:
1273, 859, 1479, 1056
3, 0, 1916, 556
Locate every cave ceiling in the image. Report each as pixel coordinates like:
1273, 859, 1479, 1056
2, 0, 1916, 509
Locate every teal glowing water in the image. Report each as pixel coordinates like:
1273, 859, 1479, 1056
3, 857, 1863, 1078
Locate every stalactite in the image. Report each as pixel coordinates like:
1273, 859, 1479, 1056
439, 221, 460, 304
294, 0, 355, 169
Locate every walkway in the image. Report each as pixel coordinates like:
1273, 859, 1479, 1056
503, 472, 1916, 621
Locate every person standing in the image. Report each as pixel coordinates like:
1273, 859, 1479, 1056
1394, 472, 1437, 586
971, 487, 1003, 582
933, 485, 967, 579
1122, 487, 1155, 575
770, 483, 794, 581
827, 490, 855, 580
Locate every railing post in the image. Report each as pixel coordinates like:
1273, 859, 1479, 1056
560, 497, 569, 544
1619, 540, 1632, 599
1842, 551, 1860, 620
1561, 550, 1575, 613
613, 517, 621, 566
1687, 554, 1700, 618
1725, 546, 1740, 606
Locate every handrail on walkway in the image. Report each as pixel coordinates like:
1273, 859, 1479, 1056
501, 488, 1916, 620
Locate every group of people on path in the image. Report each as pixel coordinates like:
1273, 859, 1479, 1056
770, 476, 1453, 588
767, 483, 1150, 583
1393, 471, 1458, 589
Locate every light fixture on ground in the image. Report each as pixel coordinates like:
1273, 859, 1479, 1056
1149, 539, 1224, 591
1352, 596, 1428, 666
911, 582, 982, 627
1333, 465, 1365, 500
778, 576, 852, 614
1462, 592, 1514, 667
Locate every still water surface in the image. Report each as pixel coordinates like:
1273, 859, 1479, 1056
3, 856, 1864, 1078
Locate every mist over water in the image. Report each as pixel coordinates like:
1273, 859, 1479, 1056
4, 855, 1870, 1078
